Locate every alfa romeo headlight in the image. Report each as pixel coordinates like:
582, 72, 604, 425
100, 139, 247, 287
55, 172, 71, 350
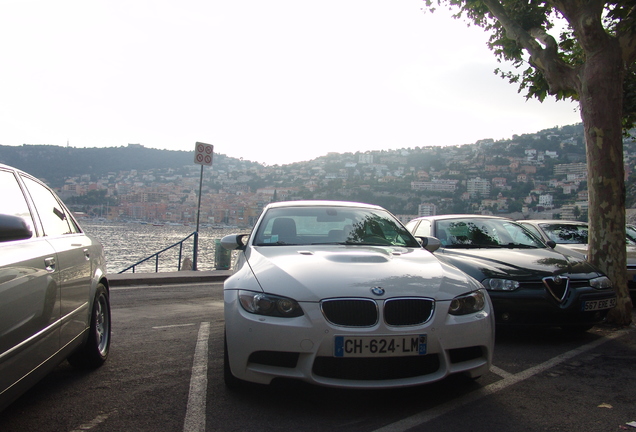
590, 276, 612, 290
448, 290, 486, 316
238, 290, 304, 317
482, 278, 520, 291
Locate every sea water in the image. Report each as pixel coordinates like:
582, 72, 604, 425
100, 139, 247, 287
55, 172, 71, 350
82, 220, 244, 274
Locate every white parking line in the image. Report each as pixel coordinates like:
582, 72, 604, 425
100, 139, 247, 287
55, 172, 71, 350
183, 322, 210, 432
153, 323, 196, 329
489, 365, 513, 379
372, 329, 630, 432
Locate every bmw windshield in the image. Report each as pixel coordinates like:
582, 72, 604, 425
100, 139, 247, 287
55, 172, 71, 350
253, 206, 420, 247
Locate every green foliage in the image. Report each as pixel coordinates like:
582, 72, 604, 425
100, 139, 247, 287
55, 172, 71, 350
423, 0, 634, 127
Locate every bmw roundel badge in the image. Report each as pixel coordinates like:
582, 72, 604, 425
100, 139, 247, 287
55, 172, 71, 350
371, 287, 385, 296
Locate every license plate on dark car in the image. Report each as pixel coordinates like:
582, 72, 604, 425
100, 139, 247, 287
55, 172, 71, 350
334, 335, 427, 357
582, 297, 616, 311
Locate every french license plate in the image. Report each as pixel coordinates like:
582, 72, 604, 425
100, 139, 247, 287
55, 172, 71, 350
582, 297, 617, 311
334, 335, 427, 358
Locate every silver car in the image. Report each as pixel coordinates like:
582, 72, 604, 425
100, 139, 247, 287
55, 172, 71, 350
517, 219, 636, 301
0, 163, 111, 411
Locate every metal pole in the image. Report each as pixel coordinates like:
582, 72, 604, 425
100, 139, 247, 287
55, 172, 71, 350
193, 164, 204, 271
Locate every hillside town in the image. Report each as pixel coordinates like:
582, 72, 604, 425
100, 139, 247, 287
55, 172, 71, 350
46, 124, 636, 228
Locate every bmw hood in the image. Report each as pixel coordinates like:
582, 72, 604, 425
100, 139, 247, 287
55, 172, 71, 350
437, 247, 602, 281
239, 245, 480, 302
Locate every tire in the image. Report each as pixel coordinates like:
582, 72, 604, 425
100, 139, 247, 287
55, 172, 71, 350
68, 283, 111, 369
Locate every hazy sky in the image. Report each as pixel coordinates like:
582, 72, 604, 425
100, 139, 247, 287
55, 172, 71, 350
0, 0, 581, 166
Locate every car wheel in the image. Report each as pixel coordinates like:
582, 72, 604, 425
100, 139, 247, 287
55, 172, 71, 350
224, 331, 246, 389
68, 283, 111, 369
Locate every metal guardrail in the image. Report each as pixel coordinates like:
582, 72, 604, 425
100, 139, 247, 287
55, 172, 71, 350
118, 232, 198, 274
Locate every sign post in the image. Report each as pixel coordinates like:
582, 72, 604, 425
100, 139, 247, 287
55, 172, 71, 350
192, 142, 213, 270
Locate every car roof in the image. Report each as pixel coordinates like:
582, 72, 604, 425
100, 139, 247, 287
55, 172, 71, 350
0, 163, 20, 172
264, 200, 384, 210
520, 219, 588, 226
410, 214, 511, 222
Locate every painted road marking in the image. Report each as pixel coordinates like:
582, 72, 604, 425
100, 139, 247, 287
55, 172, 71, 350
372, 328, 630, 432
153, 323, 197, 329
183, 322, 210, 432
489, 365, 513, 379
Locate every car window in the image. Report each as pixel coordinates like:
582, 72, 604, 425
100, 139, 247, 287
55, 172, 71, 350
409, 219, 431, 238
520, 223, 542, 239
0, 169, 36, 236
254, 206, 419, 247
21, 175, 77, 237
436, 219, 543, 248
540, 223, 588, 244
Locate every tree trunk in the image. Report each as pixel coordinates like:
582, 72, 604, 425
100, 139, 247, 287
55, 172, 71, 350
579, 38, 633, 325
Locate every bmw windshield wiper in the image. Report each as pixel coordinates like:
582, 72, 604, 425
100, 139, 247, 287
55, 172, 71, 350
329, 240, 392, 246
255, 241, 300, 246
445, 244, 500, 249
503, 243, 539, 249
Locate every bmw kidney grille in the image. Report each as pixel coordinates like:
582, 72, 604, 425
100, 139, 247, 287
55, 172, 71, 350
321, 298, 435, 327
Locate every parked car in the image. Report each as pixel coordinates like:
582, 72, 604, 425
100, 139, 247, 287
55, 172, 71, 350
517, 219, 636, 300
0, 164, 111, 411
221, 201, 494, 389
405, 215, 616, 331
626, 224, 636, 244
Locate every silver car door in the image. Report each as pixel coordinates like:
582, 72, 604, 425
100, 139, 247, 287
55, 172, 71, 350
20, 175, 93, 348
0, 169, 60, 395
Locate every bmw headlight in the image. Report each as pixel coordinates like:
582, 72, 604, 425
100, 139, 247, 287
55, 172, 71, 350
482, 278, 520, 291
448, 290, 486, 316
238, 290, 304, 317
590, 276, 612, 290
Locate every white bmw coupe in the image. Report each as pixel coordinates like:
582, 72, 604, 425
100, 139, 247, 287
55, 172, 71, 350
221, 201, 494, 389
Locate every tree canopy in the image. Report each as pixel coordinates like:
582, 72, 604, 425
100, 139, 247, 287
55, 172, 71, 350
423, 0, 636, 324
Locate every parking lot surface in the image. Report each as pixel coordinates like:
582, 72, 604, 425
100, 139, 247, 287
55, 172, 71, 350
0, 281, 634, 432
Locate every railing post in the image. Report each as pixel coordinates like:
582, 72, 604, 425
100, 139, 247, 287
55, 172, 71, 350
193, 231, 199, 271
117, 231, 197, 274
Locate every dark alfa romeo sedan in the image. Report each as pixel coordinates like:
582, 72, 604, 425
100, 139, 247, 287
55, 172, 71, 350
406, 215, 617, 331
0, 163, 111, 411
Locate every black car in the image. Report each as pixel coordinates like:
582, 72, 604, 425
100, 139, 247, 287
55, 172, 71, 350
406, 215, 617, 331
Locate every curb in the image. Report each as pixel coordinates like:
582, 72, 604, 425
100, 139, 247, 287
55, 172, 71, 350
107, 270, 232, 287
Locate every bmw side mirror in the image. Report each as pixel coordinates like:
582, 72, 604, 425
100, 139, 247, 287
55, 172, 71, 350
418, 236, 441, 252
221, 234, 249, 251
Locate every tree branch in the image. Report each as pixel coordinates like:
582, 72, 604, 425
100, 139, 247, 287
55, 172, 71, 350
618, 4, 636, 64
480, 0, 578, 93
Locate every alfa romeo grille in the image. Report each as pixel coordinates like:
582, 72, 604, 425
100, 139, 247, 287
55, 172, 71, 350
543, 276, 570, 303
384, 298, 434, 326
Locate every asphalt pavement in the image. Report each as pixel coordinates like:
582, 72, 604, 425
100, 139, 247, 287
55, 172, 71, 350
105, 271, 636, 431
